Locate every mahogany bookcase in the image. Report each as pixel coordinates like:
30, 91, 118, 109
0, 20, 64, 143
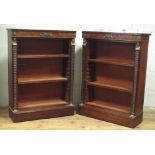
78, 31, 150, 128
8, 29, 76, 122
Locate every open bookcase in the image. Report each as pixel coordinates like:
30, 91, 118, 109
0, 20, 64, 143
8, 29, 76, 122
79, 31, 150, 128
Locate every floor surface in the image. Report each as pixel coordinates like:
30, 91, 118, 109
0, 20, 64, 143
0, 107, 155, 130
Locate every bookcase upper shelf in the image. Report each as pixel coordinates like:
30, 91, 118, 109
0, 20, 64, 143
18, 75, 68, 84
17, 54, 69, 59
89, 57, 134, 67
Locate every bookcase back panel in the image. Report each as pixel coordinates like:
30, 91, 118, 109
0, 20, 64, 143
89, 63, 134, 82
88, 40, 135, 60
18, 83, 63, 101
17, 38, 69, 54
95, 64, 134, 81
87, 86, 131, 113
94, 87, 131, 106
18, 59, 67, 77
18, 82, 68, 110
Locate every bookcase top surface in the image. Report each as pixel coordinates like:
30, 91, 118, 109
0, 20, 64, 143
82, 31, 151, 36
8, 28, 76, 33
82, 31, 150, 41
8, 29, 76, 38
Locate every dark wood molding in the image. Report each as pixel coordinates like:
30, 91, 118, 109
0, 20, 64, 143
9, 29, 76, 38
9, 105, 74, 123
12, 37, 18, 111
130, 42, 141, 118
70, 38, 75, 106
82, 31, 150, 42
78, 104, 143, 128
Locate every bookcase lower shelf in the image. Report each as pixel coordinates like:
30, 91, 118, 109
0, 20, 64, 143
78, 104, 143, 128
9, 104, 74, 123
18, 99, 68, 110
86, 101, 130, 114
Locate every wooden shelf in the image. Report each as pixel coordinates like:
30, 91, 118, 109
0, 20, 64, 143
86, 100, 130, 113
88, 77, 133, 93
18, 99, 68, 110
18, 54, 69, 59
18, 75, 68, 84
89, 57, 134, 67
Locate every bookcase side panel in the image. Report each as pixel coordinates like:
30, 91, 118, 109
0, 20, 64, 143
135, 36, 150, 114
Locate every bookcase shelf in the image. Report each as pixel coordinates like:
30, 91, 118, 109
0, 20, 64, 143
18, 99, 68, 111
18, 75, 68, 84
18, 54, 69, 59
88, 77, 133, 93
89, 57, 134, 67
8, 29, 76, 122
87, 100, 130, 114
79, 31, 150, 128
